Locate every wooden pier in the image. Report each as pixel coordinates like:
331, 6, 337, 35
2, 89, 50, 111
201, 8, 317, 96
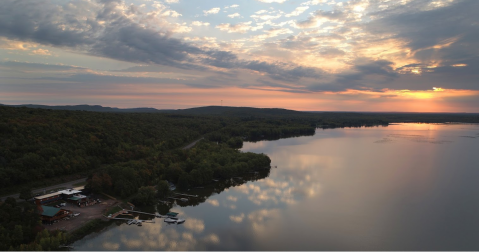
104, 216, 155, 223
168, 197, 188, 202
173, 193, 198, 197
127, 210, 156, 216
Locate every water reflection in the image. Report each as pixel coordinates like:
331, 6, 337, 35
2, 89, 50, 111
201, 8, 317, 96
73, 123, 479, 250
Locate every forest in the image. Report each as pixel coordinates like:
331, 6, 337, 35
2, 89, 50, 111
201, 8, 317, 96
1, 105, 479, 250
0, 198, 68, 250
1, 105, 478, 195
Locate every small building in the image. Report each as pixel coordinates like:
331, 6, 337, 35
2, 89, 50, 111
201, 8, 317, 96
67, 194, 88, 204
39, 205, 71, 223
166, 212, 179, 217
34, 192, 62, 205
58, 188, 82, 198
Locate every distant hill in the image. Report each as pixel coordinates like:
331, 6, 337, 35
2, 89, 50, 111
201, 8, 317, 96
167, 106, 310, 117
0, 104, 172, 113
0, 104, 310, 117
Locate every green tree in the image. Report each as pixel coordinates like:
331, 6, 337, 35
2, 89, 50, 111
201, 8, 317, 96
19, 187, 32, 202
177, 174, 189, 190
132, 186, 156, 205
157, 180, 169, 199
4, 197, 16, 207
12, 225, 23, 245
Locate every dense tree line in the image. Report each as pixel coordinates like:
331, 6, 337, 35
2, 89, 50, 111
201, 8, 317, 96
86, 140, 271, 202
3, 105, 478, 195
2, 105, 478, 250
0, 106, 224, 194
0, 198, 66, 250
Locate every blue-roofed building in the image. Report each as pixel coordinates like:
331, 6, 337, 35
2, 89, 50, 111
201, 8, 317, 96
39, 205, 71, 223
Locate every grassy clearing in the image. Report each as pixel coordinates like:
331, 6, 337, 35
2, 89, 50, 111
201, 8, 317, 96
72, 181, 87, 187
105, 205, 123, 216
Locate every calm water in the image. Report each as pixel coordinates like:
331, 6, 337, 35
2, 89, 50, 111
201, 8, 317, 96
73, 123, 479, 250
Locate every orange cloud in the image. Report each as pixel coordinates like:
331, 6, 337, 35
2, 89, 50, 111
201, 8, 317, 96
3, 83, 478, 113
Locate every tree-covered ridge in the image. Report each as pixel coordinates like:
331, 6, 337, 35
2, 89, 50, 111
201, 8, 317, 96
0, 106, 223, 193
87, 140, 271, 200
2, 105, 478, 194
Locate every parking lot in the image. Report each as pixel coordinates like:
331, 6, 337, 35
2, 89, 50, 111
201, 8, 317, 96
43, 198, 118, 232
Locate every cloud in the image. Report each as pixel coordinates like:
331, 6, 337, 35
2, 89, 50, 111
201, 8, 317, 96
242, 61, 322, 82
203, 7, 220, 16
0, 38, 37, 51
192, 21, 210, 26
285, 6, 309, 17
30, 48, 52, 55
310, 59, 399, 92
225, 4, 239, 9
206, 199, 219, 206
251, 13, 282, 21
0, 61, 87, 72
216, 21, 262, 33
229, 213, 245, 223
257, 0, 288, 3
294, 10, 346, 28
366, 0, 479, 65
3, 0, 477, 99
252, 28, 293, 41
255, 10, 268, 14
228, 13, 241, 18
301, 0, 327, 5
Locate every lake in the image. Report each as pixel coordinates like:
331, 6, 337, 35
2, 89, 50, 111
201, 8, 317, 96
73, 123, 479, 250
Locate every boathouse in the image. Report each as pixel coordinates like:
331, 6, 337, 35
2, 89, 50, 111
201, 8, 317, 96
34, 192, 62, 205
39, 205, 71, 223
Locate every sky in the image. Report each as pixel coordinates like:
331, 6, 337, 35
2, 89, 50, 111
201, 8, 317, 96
1, 0, 478, 112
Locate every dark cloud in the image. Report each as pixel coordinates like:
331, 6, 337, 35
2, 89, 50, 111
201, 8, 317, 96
0, 0, 323, 83
309, 59, 398, 92
39, 73, 184, 84
242, 61, 322, 82
318, 47, 346, 58
367, 0, 479, 63
201, 50, 239, 69
0, 61, 87, 71
0, 1, 96, 47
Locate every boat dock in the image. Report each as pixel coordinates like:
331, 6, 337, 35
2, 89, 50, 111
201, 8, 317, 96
173, 193, 198, 198
168, 197, 188, 202
104, 216, 155, 223
127, 210, 156, 216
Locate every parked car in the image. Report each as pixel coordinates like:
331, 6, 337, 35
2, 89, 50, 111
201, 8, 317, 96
73, 213, 80, 217
60, 203, 66, 206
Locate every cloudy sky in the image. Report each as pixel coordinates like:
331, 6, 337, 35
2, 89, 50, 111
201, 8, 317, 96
1, 0, 478, 112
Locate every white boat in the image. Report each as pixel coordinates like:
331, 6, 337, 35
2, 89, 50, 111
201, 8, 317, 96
127, 220, 134, 225
176, 219, 185, 224
164, 218, 178, 224
136, 222, 142, 226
